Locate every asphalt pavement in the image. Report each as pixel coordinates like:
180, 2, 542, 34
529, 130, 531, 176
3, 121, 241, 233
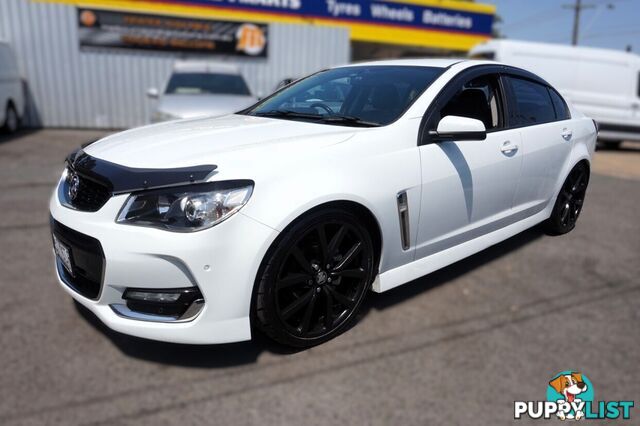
0, 130, 638, 425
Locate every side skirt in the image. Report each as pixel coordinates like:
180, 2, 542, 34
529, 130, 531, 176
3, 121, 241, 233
372, 207, 551, 293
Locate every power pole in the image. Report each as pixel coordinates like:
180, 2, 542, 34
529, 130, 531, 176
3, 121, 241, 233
563, 0, 595, 45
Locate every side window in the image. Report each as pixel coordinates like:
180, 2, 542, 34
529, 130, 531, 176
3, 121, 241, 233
549, 88, 571, 120
508, 77, 556, 125
438, 74, 504, 131
637, 72, 640, 98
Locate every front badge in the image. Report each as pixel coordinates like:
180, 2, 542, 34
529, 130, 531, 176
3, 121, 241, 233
68, 172, 80, 201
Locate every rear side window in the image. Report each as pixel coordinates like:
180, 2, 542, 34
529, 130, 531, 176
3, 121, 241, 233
508, 77, 556, 126
549, 89, 571, 120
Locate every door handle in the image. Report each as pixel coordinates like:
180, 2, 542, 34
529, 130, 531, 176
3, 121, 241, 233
500, 141, 519, 155
561, 128, 573, 140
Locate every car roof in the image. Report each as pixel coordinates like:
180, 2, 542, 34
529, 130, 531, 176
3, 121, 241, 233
337, 58, 506, 71
173, 60, 241, 74
340, 58, 467, 69
335, 58, 552, 88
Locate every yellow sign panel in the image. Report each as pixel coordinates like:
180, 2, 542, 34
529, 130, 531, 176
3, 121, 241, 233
38, 0, 495, 51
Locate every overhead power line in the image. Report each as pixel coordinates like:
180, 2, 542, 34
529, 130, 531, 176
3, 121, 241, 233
563, 0, 596, 45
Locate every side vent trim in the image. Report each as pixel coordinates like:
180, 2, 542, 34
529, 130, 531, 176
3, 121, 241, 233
397, 191, 410, 251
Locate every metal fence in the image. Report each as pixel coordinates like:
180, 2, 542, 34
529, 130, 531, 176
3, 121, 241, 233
0, 0, 350, 128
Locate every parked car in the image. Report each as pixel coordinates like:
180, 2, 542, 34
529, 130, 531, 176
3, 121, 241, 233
50, 59, 596, 348
0, 41, 25, 134
147, 61, 258, 123
469, 39, 640, 148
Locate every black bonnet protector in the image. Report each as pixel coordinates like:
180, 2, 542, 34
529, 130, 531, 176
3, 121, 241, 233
66, 149, 218, 195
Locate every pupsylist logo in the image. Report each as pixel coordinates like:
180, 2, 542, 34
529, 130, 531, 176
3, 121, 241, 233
514, 371, 634, 421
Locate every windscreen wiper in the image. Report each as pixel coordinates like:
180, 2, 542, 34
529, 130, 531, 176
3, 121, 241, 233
254, 110, 381, 127
253, 110, 323, 120
319, 115, 381, 127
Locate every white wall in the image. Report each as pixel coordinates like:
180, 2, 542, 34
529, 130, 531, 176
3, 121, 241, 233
0, 0, 350, 128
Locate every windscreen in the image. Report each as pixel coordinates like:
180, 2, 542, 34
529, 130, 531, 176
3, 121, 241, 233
165, 73, 251, 96
246, 66, 444, 126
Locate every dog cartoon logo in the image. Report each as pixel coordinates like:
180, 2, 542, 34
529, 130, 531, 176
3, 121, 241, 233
515, 371, 633, 421
548, 372, 591, 421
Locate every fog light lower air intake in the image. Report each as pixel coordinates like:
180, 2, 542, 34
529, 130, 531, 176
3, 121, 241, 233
111, 287, 204, 323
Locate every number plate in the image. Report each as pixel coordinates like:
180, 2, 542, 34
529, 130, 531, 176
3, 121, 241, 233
53, 234, 74, 276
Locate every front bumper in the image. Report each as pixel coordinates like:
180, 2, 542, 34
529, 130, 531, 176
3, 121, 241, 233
49, 177, 279, 344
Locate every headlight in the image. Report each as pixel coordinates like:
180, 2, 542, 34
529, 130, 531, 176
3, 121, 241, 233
116, 181, 254, 232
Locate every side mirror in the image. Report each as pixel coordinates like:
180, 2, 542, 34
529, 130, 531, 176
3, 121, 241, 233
429, 115, 487, 141
146, 87, 159, 99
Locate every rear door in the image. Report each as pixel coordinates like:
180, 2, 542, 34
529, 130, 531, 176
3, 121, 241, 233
506, 76, 573, 211
415, 72, 523, 259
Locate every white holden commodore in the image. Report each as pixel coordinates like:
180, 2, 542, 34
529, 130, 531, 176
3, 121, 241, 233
50, 59, 596, 347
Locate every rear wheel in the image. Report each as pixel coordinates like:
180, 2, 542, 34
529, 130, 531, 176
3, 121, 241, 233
2, 103, 19, 134
544, 162, 590, 235
253, 209, 375, 348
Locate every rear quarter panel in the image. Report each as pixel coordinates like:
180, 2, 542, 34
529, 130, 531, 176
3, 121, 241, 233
551, 112, 596, 207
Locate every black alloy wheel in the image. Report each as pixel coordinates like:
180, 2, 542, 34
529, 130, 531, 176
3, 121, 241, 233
545, 162, 589, 235
253, 209, 375, 348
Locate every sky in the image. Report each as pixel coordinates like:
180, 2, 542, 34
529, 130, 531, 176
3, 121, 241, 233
482, 0, 640, 52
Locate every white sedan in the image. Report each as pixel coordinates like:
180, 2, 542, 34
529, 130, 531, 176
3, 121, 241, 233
50, 59, 596, 347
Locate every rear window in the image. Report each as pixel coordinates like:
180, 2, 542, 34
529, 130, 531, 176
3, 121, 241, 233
165, 73, 251, 96
508, 77, 556, 125
549, 88, 571, 120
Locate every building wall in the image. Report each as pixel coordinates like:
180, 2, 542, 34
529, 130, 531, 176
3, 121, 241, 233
0, 0, 350, 128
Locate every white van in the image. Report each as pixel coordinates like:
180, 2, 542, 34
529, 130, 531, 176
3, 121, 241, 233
469, 39, 640, 147
0, 42, 24, 134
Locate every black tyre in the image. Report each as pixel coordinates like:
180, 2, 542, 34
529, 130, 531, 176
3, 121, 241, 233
2, 103, 19, 134
544, 162, 589, 235
253, 208, 376, 348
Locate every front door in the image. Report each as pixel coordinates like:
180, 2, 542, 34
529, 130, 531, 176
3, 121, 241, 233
415, 73, 523, 259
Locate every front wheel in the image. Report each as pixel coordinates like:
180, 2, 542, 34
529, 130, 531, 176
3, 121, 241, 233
544, 162, 590, 235
253, 209, 375, 348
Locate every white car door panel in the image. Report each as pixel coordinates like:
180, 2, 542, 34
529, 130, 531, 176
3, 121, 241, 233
506, 77, 573, 209
512, 122, 572, 209
416, 128, 522, 258
414, 72, 526, 260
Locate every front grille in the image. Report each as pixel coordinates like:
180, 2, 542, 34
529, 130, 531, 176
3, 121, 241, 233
51, 218, 105, 300
62, 170, 111, 212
